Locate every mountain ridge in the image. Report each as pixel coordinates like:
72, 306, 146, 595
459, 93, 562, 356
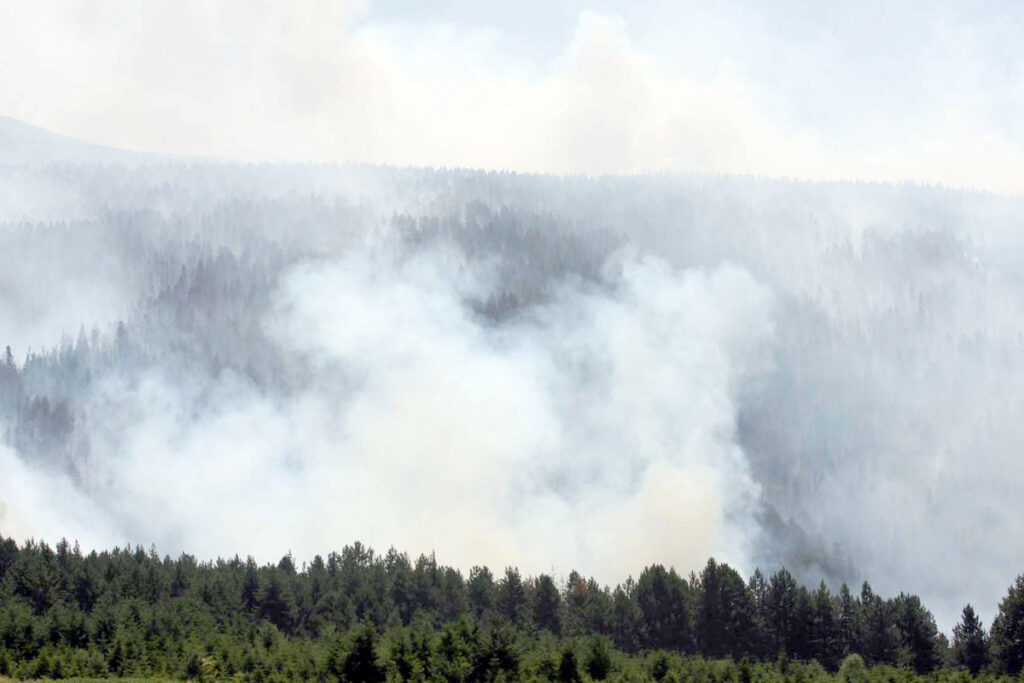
0, 115, 198, 164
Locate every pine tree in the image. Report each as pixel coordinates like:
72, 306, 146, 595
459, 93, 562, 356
837, 583, 860, 656
467, 565, 496, 619
585, 636, 613, 681
766, 569, 798, 656
533, 573, 562, 633
257, 570, 297, 634
339, 622, 385, 683
564, 570, 589, 635
893, 593, 940, 673
697, 559, 754, 658
610, 581, 642, 652
558, 645, 582, 683
952, 604, 988, 674
241, 557, 259, 611
809, 581, 841, 670
413, 552, 441, 614
636, 565, 692, 651
697, 558, 724, 656
991, 575, 1024, 674
497, 566, 527, 625
860, 583, 898, 665
748, 569, 769, 658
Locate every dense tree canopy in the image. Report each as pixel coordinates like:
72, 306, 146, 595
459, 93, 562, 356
3, 162, 1024, 681
0, 534, 1019, 680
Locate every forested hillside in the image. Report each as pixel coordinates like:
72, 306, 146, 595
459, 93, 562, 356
5, 140, 1024, 677
5, 159, 1024, 621
3, 0, 1024, 677
0, 536, 1022, 681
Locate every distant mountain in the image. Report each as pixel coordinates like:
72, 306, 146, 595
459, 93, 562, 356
0, 116, 180, 164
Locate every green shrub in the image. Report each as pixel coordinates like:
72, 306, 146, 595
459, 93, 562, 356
839, 654, 869, 683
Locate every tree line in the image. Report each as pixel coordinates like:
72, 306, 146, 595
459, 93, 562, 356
1, 536, 1022, 680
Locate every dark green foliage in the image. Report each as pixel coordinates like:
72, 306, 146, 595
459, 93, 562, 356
0, 532, 1016, 681
479, 622, 519, 679
497, 566, 528, 626
438, 565, 469, 623
257, 569, 298, 634
748, 568, 770, 658
585, 636, 613, 680
341, 622, 385, 683
242, 556, 260, 611
991, 575, 1024, 673
697, 558, 756, 659
636, 565, 692, 651
953, 604, 988, 674
861, 582, 899, 666
468, 565, 496, 620
650, 651, 670, 681
838, 583, 860, 657
557, 644, 581, 683
533, 574, 561, 634
894, 593, 940, 673
0, 536, 17, 582
564, 571, 611, 638
767, 568, 799, 656
611, 581, 643, 652
809, 581, 842, 670
839, 653, 870, 683
739, 656, 753, 683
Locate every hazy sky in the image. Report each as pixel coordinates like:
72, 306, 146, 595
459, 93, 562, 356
2, 0, 1023, 191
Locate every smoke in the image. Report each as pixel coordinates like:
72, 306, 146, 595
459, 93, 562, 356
4, 145, 1024, 632
0, 220, 133, 354
3, 1, 1024, 192
1, 242, 774, 585
0, 443, 113, 548
3, 0, 1024, 641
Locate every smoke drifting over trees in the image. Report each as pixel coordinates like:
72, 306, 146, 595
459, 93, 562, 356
2, 117, 1024, 632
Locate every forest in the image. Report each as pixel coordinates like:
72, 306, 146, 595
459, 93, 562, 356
5, 124, 1024, 679
6, 0, 1024, 674
0, 535, 1021, 682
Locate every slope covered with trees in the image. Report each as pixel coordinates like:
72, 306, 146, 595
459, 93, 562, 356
5, 153, 1024, 669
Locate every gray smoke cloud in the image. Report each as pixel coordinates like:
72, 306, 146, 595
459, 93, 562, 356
3, 122, 1024, 633
1, 241, 774, 583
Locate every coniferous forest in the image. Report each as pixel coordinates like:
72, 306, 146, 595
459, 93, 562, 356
1, 535, 1023, 682
4, 120, 1024, 681
5, 1, 1024, 681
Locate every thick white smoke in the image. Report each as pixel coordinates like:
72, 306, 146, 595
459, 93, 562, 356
0, 244, 774, 585
0, 444, 113, 547
5, 144, 1024, 632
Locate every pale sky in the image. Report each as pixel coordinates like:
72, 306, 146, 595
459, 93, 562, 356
2, 0, 1023, 192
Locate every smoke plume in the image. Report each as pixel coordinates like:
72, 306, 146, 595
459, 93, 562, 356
3, 126, 1024, 631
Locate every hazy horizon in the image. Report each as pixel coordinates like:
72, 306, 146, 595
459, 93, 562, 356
3, 1, 1024, 193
